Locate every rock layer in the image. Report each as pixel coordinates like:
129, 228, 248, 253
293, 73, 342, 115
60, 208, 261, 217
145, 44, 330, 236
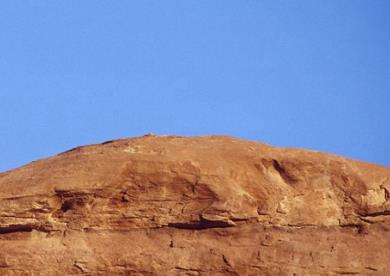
0, 135, 389, 275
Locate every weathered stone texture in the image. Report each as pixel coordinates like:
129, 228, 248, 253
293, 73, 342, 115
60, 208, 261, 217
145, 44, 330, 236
0, 135, 389, 275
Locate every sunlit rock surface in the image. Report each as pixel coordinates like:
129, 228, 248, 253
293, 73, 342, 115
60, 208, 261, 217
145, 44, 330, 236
0, 135, 389, 275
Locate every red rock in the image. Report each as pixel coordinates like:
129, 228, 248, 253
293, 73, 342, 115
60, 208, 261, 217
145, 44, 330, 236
0, 135, 389, 275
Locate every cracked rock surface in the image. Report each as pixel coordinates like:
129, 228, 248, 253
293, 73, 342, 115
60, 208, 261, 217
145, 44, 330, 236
0, 135, 389, 275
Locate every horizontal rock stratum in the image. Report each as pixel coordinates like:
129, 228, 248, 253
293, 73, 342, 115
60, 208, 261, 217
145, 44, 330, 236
0, 135, 389, 275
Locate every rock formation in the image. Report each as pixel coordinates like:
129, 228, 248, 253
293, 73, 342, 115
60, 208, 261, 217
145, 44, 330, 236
0, 135, 389, 275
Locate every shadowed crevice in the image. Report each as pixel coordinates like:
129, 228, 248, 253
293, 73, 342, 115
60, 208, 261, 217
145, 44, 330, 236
0, 225, 33, 235
167, 218, 234, 230
272, 160, 298, 184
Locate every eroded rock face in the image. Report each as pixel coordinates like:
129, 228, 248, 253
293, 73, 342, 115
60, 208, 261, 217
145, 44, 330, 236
0, 135, 389, 275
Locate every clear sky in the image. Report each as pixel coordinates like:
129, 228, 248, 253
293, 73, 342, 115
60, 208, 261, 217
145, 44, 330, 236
1, 1, 389, 172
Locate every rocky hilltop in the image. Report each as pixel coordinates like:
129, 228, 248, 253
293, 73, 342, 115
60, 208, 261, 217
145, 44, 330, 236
0, 135, 389, 275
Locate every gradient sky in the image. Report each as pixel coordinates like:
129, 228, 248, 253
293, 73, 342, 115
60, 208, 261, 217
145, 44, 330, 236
1, 1, 389, 172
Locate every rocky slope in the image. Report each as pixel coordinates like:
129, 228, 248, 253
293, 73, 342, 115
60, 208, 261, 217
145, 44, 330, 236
0, 135, 389, 275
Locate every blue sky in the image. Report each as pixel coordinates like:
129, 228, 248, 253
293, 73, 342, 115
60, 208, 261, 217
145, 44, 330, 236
1, 1, 389, 171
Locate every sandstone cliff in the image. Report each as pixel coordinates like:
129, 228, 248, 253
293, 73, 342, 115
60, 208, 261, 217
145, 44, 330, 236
0, 135, 389, 275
